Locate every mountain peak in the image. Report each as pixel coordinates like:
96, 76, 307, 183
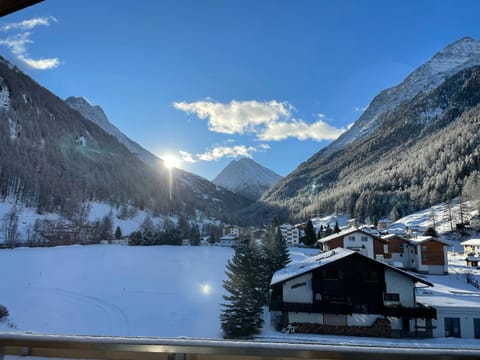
213, 157, 282, 200
323, 36, 480, 155
65, 96, 109, 125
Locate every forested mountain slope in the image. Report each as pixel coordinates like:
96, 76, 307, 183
0, 58, 251, 222
260, 64, 480, 222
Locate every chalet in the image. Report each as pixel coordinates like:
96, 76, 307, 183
381, 234, 449, 275
223, 225, 241, 237
269, 248, 436, 338
280, 223, 300, 246
407, 236, 449, 275
461, 239, 480, 254
218, 235, 237, 247
318, 227, 388, 260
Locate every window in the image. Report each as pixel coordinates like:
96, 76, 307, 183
348, 236, 355, 241
474, 319, 480, 339
384, 293, 400, 301
444, 317, 461, 338
290, 282, 306, 289
361, 236, 368, 242
315, 293, 322, 301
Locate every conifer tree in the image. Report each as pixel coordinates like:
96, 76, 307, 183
115, 226, 122, 240
303, 219, 317, 246
334, 221, 341, 233
221, 236, 264, 338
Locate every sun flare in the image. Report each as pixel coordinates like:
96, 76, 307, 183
163, 154, 180, 169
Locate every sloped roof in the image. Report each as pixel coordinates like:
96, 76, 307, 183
318, 227, 387, 244
271, 248, 354, 285
409, 235, 451, 246
461, 238, 480, 246
270, 247, 433, 287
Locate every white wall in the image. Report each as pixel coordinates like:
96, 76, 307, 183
342, 232, 374, 258
433, 307, 479, 338
385, 269, 414, 307
283, 273, 313, 304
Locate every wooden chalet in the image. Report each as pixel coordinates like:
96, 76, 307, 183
382, 234, 449, 275
269, 248, 436, 338
317, 227, 389, 260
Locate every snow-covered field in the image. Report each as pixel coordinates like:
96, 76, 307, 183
0, 245, 233, 338
1, 244, 480, 351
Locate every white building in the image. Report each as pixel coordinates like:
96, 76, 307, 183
223, 225, 241, 237
280, 223, 300, 246
218, 235, 237, 247
418, 294, 480, 338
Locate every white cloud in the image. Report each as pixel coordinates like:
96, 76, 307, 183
179, 144, 270, 163
174, 99, 345, 142
1, 17, 57, 32
179, 150, 197, 164
0, 17, 59, 70
197, 145, 260, 161
173, 100, 292, 135
258, 117, 345, 141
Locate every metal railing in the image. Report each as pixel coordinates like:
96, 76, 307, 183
1, 332, 480, 359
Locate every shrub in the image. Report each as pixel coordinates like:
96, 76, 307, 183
0, 304, 9, 319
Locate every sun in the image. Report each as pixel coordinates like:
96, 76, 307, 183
163, 154, 180, 169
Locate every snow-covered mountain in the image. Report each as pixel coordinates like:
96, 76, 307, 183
260, 37, 480, 223
65, 96, 161, 168
326, 36, 480, 155
213, 158, 282, 200
0, 56, 252, 223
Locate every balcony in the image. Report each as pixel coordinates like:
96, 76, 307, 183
270, 301, 353, 314
383, 305, 437, 319
1, 332, 479, 359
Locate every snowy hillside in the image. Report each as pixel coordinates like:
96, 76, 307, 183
326, 36, 480, 154
213, 158, 282, 200
389, 199, 478, 235
65, 96, 162, 168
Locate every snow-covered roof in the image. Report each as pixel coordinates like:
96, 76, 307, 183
382, 233, 408, 241
270, 247, 432, 287
409, 235, 451, 246
271, 248, 355, 285
461, 239, 480, 246
318, 227, 386, 244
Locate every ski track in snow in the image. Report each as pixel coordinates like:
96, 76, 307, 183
34, 287, 130, 335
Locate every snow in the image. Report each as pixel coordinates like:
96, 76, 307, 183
212, 157, 282, 195
0, 245, 479, 350
324, 37, 480, 155
389, 199, 477, 236
8, 118, 19, 140
0, 80, 10, 111
271, 248, 353, 285
0, 245, 233, 338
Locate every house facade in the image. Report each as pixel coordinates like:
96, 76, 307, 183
318, 228, 388, 260
461, 239, 480, 254
269, 248, 435, 338
417, 294, 480, 339
382, 234, 449, 275
223, 225, 241, 237
218, 235, 237, 247
280, 223, 300, 246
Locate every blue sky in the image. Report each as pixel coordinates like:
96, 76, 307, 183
1, 0, 480, 180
